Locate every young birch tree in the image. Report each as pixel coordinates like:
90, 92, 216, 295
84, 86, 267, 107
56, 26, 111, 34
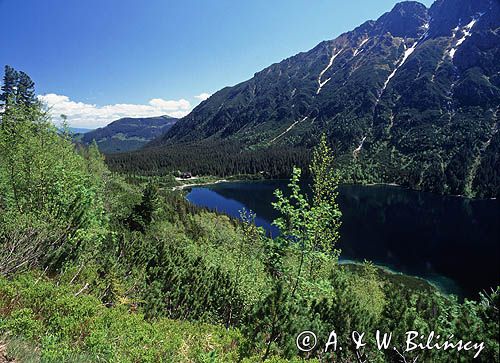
272, 134, 342, 296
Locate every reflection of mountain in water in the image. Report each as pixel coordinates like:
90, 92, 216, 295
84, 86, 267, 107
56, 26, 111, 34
338, 185, 499, 297
187, 182, 500, 298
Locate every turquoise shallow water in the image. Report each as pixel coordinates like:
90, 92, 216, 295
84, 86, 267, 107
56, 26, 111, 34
186, 181, 500, 298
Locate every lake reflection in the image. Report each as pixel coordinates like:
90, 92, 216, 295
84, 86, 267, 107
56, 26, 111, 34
186, 181, 500, 298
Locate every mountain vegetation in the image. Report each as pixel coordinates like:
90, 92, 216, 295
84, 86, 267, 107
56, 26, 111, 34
108, 0, 500, 198
76, 116, 177, 154
0, 66, 498, 362
108, 140, 311, 178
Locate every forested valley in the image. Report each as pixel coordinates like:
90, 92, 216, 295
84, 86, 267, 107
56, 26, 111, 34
106, 141, 311, 179
0, 67, 498, 362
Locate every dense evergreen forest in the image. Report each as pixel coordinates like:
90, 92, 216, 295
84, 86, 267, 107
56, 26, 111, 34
106, 141, 311, 178
106, 135, 500, 198
0, 66, 498, 362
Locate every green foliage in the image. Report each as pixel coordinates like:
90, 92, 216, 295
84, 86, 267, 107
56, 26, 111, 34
0, 308, 44, 340
142, 241, 245, 325
106, 140, 311, 179
0, 117, 107, 274
0, 76, 108, 274
125, 180, 159, 232
0, 65, 19, 109
309, 134, 342, 255
272, 136, 341, 296
308, 263, 386, 361
0, 67, 498, 362
15, 71, 36, 107
243, 282, 300, 360
0, 273, 244, 362
379, 285, 500, 363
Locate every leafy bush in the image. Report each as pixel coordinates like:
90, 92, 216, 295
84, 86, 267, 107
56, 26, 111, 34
0, 273, 244, 362
0, 103, 108, 274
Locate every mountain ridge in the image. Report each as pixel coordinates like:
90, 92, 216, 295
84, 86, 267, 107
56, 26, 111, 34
111, 0, 499, 198
78, 115, 177, 154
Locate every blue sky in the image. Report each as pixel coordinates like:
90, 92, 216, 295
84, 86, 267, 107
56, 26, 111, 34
0, 0, 433, 128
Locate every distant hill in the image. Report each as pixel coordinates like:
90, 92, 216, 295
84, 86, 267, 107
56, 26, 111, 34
77, 116, 177, 154
110, 0, 499, 198
69, 127, 93, 134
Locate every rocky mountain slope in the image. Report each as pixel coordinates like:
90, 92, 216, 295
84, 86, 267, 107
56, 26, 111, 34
119, 0, 499, 197
78, 116, 177, 153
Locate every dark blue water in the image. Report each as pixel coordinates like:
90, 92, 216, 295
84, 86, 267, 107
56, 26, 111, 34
186, 181, 500, 298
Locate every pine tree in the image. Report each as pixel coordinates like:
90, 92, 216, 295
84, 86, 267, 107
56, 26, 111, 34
0, 65, 19, 110
243, 282, 299, 360
16, 71, 36, 107
126, 181, 159, 232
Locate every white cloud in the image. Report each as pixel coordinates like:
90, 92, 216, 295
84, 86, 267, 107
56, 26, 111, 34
149, 98, 190, 111
37, 93, 192, 128
194, 92, 211, 101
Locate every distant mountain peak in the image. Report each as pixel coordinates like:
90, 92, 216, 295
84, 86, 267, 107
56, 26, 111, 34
375, 1, 429, 38
78, 115, 178, 154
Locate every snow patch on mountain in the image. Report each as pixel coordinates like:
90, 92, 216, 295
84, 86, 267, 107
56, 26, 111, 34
316, 49, 343, 94
270, 116, 308, 143
353, 38, 370, 57
353, 136, 367, 157
379, 23, 429, 96
449, 14, 483, 59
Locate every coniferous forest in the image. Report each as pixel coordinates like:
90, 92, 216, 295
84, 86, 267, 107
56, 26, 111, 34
107, 141, 311, 179
0, 66, 498, 362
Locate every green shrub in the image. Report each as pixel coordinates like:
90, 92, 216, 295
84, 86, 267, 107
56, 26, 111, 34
0, 273, 247, 362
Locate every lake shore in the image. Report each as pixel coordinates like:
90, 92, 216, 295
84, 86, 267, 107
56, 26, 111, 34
340, 260, 454, 296
172, 174, 266, 191
172, 178, 230, 191
176, 175, 497, 201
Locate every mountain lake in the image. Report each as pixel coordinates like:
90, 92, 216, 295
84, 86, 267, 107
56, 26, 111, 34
185, 180, 500, 298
